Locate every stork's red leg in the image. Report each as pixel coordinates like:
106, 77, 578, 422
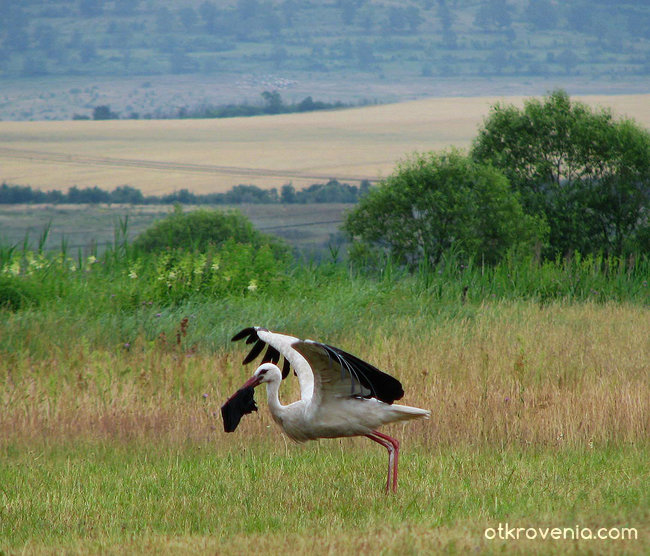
366, 431, 399, 494
371, 430, 400, 493
365, 432, 393, 493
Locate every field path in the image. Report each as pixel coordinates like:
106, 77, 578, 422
1, 94, 648, 194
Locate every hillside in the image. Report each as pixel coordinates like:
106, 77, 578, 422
1, 1, 649, 120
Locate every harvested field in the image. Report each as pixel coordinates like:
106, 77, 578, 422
1, 94, 649, 193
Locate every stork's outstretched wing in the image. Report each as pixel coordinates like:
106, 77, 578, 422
292, 340, 404, 405
231, 327, 404, 405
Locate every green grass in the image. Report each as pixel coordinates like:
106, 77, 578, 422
1, 440, 648, 554
1, 241, 647, 358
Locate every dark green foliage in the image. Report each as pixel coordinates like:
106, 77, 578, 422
0, 276, 38, 311
472, 90, 650, 257
344, 150, 547, 267
285, 180, 361, 203
92, 105, 119, 120
131, 206, 289, 258
0, 180, 364, 205
173, 91, 352, 120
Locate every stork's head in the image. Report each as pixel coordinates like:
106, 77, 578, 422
241, 362, 282, 388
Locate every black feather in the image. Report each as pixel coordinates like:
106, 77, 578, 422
231, 327, 256, 342
282, 357, 291, 379
323, 344, 404, 404
262, 345, 280, 364
221, 386, 258, 432
243, 339, 266, 365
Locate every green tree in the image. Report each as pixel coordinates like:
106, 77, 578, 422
261, 90, 283, 114
281, 184, 296, 203
344, 150, 546, 267
472, 90, 650, 256
93, 105, 118, 120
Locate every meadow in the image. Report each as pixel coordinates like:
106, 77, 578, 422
1, 94, 649, 193
1, 228, 649, 553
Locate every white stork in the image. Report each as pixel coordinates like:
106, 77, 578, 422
221, 327, 430, 493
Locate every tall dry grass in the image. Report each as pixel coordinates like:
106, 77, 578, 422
2, 301, 647, 449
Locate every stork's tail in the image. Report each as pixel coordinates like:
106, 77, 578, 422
389, 404, 431, 422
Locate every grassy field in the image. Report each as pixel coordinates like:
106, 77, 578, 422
1, 94, 649, 193
1, 247, 649, 553
3, 441, 647, 554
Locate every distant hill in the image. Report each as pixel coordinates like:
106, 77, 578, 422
1, 1, 649, 119
4, 1, 649, 80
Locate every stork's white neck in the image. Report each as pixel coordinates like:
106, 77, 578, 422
265, 376, 286, 419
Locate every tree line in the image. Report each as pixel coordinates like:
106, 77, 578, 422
76, 92, 365, 121
0, 179, 370, 206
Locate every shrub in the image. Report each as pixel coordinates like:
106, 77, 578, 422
132, 206, 289, 258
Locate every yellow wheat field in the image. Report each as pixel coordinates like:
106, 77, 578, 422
1, 94, 649, 194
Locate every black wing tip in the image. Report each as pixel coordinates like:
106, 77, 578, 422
231, 327, 256, 342
232, 327, 292, 379
242, 339, 266, 365
391, 385, 405, 403
321, 343, 405, 405
231, 326, 270, 343
262, 345, 281, 365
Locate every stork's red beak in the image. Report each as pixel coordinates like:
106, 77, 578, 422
241, 375, 262, 389
223, 375, 261, 406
